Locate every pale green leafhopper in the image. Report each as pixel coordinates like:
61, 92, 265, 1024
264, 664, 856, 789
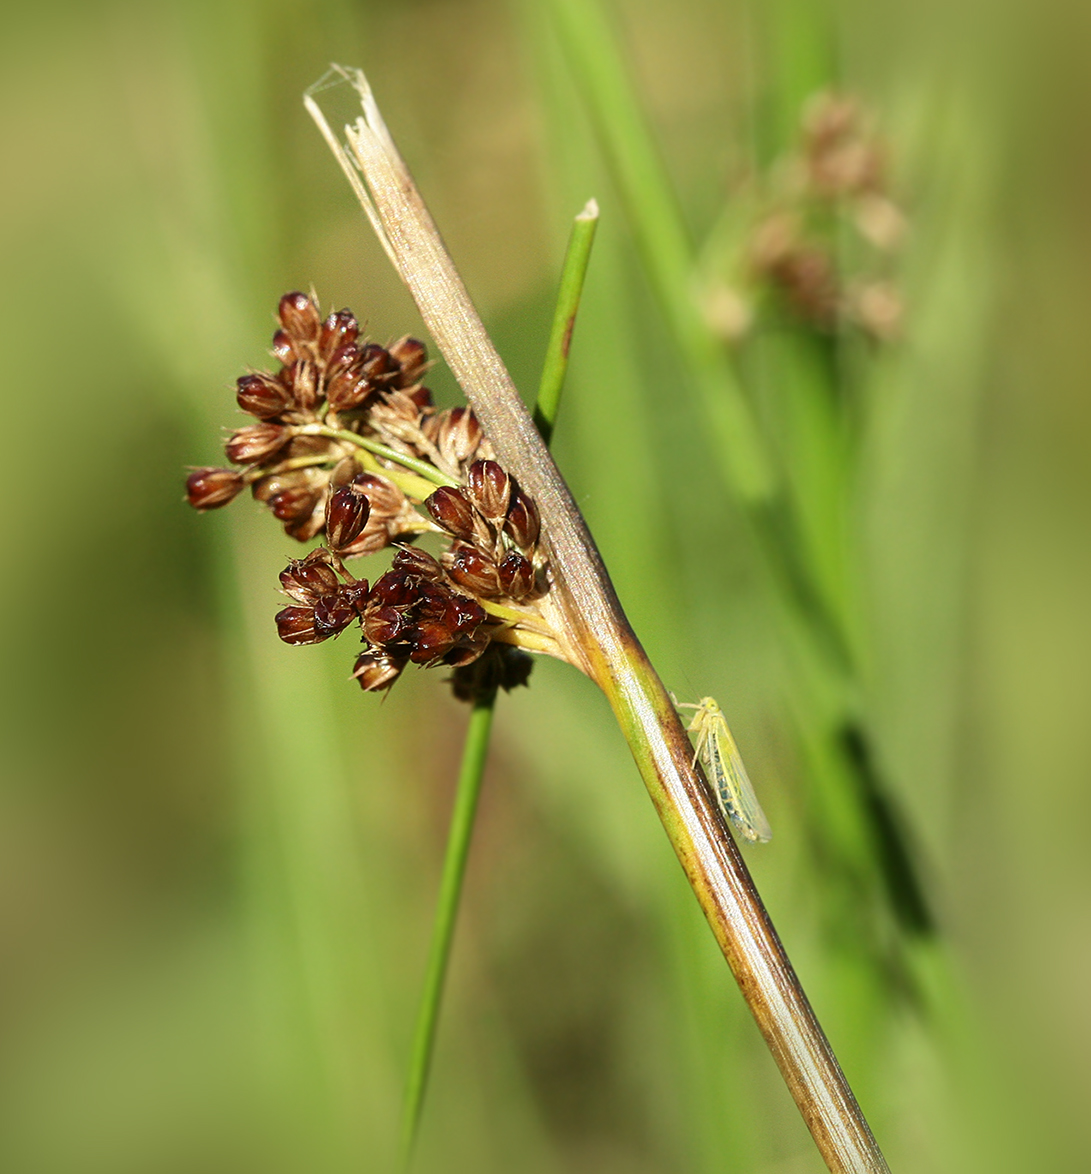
676, 696, 772, 844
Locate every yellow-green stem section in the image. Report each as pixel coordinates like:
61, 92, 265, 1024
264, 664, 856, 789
586, 634, 889, 1174
307, 425, 457, 496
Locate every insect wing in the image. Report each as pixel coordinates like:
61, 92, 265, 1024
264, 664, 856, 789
704, 715, 773, 844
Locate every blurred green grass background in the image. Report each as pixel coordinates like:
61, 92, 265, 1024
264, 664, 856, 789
3, 0, 1091, 1170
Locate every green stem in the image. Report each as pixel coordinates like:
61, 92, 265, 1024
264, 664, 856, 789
399, 688, 497, 1171
398, 205, 596, 1167
307, 425, 459, 493
534, 199, 599, 444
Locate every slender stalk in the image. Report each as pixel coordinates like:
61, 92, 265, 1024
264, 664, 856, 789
397, 201, 599, 1167
305, 425, 458, 492
306, 70, 888, 1173
533, 198, 599, 444
399, 688, 497, 1170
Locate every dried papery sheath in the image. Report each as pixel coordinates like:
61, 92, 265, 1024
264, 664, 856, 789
304, 67, 612, 678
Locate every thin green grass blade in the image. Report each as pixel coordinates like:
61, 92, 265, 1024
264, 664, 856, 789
399, 203, 599, 1167
534, 199, 600, 444
399, 688, 497, 1170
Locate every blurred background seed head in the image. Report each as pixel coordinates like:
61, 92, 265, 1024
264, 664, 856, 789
3, 0, 1091, 1171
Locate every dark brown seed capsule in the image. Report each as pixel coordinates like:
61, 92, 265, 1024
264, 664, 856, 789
351, 473, 406, 520
270, 486, 320, 523
466, 460, 510, 522
325, 341, 361, 378
278, 292, 321, 345
409, 621, 455, 664
318, 309, 360, 363
325, 486, 371, 550
186, 467, 245, 510
443, 634, 491, 670
275, 606, 325, 645
339, 579, 370, 615
450, 645, 533, 702
363, 605, 408, 647
503, 490, 540, 552
326, 368, 370, 412
237, 372, 292, 419
352, 650, 406, 691
497, 550, 535, 600
369, 570, 417, 609
388, 336, 428, 386
271, 329, 295, 365
407, 385, 434, 409
225, 423, 291, 464
314, 595, 356, 639
443, 543, 501, 597
359, 343, 395, 383
445, 592, 486, 633
279, 553, 340, 604
284, 500, 327, 543
391, 547, 444, 581
426, 487, 478, 542
493, 644, 534, 690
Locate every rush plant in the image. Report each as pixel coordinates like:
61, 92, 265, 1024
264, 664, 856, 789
187, 64, 892, 1174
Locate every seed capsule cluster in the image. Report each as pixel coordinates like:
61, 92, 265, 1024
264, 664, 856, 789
186, 292, 550, 699
755, 96, 905, 337
186, 292, 437, 542
702, 94, 905, 343
428, 460, 542, 604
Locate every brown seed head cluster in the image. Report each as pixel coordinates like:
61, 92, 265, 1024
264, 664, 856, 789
429, 460, 542, 604
186, 292, 551, 699
750, 93, 906, 338
703, 93, 906, 342
799, 93, 887, 200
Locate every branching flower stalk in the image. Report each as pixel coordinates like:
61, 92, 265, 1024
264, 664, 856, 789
187, 288, 563, 690
300, 66, 890, 1174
